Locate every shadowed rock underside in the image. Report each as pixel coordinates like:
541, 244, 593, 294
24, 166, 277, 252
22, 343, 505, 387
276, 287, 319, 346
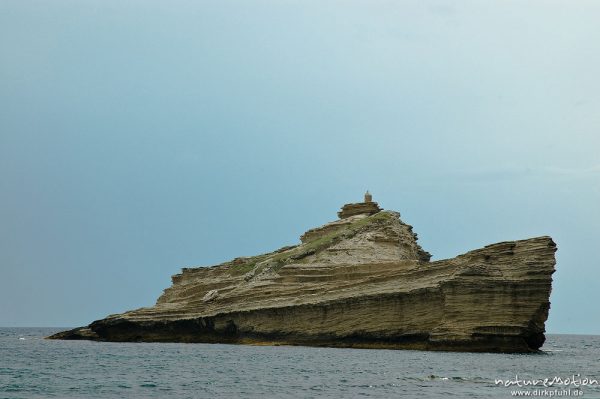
49, 202, 557, 353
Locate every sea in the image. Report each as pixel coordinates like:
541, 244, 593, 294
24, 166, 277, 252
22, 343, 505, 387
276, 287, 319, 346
1, 328, 599, 399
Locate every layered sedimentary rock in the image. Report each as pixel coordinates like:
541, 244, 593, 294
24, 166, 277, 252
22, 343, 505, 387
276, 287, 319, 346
49, 200, 557, 353
337, 201, 382, 219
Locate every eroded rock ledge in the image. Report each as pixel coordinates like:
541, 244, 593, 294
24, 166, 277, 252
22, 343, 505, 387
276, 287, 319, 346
49, 197, 557, 353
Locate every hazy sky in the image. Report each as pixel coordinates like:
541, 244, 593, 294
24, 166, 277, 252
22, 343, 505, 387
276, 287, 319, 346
1, 0, 599, 333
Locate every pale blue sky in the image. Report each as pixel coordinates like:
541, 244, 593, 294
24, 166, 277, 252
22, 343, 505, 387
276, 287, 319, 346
1, 0, 599, 333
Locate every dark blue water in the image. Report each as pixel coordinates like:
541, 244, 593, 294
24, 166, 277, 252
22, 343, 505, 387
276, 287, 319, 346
1, 328, 599, 398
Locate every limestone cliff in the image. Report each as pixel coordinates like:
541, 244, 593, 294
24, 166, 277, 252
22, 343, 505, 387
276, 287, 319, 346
49, 200, 557, 353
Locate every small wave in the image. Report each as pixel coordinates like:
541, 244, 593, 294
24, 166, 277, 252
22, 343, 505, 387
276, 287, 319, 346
428, 375, 450, 381
140, 383, 157, 388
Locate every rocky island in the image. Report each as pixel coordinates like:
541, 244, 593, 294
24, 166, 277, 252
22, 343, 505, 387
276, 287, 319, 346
49, 193, 557, 353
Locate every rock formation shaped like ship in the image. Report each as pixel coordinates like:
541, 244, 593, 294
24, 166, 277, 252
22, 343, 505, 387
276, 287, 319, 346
49, 193, 557, 353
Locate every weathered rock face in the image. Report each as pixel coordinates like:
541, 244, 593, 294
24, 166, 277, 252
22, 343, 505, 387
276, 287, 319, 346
338, 201, 382, 219
49, 204, 557, 353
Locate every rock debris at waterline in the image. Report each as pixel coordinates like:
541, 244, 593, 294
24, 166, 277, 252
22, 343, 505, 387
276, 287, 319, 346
49, 193, 557, 353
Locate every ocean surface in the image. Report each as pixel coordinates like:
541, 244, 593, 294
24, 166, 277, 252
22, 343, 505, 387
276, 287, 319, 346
1, 328, 599, 399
